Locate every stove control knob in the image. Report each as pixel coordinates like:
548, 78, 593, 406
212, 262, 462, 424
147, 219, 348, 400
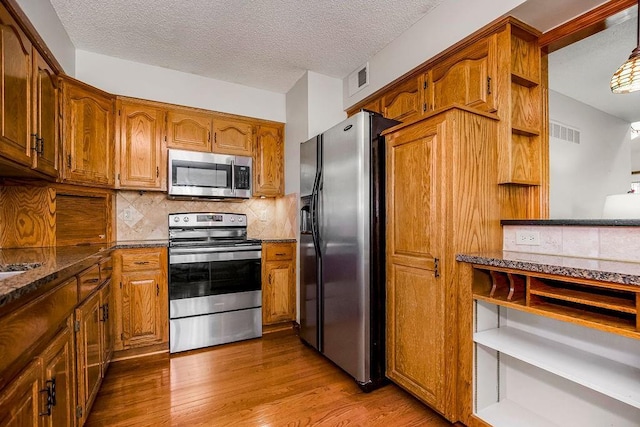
173, 217, 180, 223
238, 217, 244, 223
230, 217, 235, 223
183, 216, 189, 223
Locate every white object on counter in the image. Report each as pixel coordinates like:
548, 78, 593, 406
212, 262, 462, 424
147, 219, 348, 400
602, 193, 640, 219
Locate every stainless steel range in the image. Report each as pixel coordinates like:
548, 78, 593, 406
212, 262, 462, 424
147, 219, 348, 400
168, 212, 262, 353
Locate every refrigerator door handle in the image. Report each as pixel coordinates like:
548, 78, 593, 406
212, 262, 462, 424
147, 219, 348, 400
310, 170, 321, 257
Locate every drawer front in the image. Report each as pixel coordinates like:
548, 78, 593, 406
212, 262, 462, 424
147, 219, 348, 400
121, 249, 163, 272
264, 243, 294, 261
78, 265, 101, 301
100, 257, 113, 282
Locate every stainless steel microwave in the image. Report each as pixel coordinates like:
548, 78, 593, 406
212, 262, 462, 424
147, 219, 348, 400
167, 149, 252, 199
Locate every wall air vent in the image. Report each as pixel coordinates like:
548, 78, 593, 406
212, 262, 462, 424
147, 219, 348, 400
550, 120, 581, 144
348, 62, 369, 96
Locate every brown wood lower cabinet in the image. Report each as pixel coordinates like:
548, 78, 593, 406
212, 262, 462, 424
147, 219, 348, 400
0, 358, 41, 426
75, 279, 113, 426
385, 107, 503, 423
113, 247, 168, 350
262, 242, 296, 326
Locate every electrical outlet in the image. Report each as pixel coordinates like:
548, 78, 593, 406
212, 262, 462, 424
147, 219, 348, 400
123, 208, 132, 221
515, 230, 540, 246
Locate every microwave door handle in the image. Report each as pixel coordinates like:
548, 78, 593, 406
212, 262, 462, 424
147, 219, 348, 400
230, 159, 235, 195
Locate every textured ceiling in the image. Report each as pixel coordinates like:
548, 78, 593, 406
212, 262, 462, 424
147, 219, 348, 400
49, 0, 444, 93
548, 7, 640, 124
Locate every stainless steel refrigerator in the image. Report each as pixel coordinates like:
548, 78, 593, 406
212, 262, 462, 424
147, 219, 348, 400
299, 111, 399, 391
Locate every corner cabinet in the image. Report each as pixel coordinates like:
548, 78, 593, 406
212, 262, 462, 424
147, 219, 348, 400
262, 242, 296, 326
385, 107, 503, 422
116, 100, 165, 190
61, 78, 115, 187
113, 247, 168, 350
253, 124, 284, 197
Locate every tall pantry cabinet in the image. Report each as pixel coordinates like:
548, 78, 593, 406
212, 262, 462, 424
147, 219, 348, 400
385, 107, 503, 420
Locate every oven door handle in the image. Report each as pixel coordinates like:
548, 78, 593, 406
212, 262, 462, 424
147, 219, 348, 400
170, 245, 262, 254
169, 249, 262, 264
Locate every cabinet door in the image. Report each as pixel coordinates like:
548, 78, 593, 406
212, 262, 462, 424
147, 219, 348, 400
429, 36, 496, 112
253, 124, 283, 197
0, 358, 41, 427
41, 324, 74, 427
75, 291, 102, 425
121, 271, 165, 348
166, 110, 212, 152
100, 281, 114, 375
263, 260, 295, 325
212, 118, 253, 156
62, 81, 114, 186
386, 122, 446, 413
0, 7, 32, 168
32, 50, 58, 178
118, 101, 164, 189
381, 75, 425, 122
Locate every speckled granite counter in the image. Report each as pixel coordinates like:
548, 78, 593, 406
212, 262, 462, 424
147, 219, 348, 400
456, 251, 640, 286
0, 240, 169, 309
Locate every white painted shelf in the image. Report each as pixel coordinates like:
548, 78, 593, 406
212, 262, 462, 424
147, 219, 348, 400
477, 399, 559, 427
474, 327, 640, 409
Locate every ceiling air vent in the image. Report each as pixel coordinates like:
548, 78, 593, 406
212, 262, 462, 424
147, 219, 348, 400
348, 62, 369, 96
550, 120, 581, 144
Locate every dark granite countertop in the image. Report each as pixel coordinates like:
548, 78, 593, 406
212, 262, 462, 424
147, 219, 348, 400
0, 240, 169, 309
456, 251, 640, 286
260, 238, 297, 243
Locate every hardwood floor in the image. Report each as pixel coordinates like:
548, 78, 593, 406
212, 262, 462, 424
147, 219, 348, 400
87, 331, 452, 426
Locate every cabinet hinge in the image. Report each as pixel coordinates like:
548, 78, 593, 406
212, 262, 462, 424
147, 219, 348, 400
74, 320, 80, 332
487, 76, 492, 95
423, 81, 427, 90
121, 333, 125, 341
117, 173, 120, 181
118, 109, 121, 116
120, 281, 122, 289
434, 258, 440, 278
423, 103, 427, 112
67, 154, 72, 169
76, 406, 83, 418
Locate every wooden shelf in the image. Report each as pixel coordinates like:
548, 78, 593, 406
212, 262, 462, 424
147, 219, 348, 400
477, 399, 559, 427
475, 327, 640, 409
511, 125, 540, 137
511, 72, 539, 88
530, 282, 636, 314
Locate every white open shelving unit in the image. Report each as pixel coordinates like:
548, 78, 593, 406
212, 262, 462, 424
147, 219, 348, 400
473, 300, 640, 426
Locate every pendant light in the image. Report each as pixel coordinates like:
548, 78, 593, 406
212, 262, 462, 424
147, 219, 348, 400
610, 1, 640, 93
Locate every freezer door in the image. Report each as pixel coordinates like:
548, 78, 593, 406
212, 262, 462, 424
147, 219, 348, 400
299, 232, 319, 349
320, 112, 371, 383
300, 136, 318, 197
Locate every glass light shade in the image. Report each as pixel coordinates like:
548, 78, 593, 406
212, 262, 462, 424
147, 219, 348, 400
602, 193, 640, 218
611, 48, 640, 94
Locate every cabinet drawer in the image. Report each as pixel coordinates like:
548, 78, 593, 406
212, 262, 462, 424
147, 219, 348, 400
121, 249, 163, 272
100, 257, 113, 282
264, 243, 294, 261
78, 265, 101, 301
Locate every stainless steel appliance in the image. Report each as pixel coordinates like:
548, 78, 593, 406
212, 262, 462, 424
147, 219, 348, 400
168, 148, 252, 199
299, 111, 399, 390
168, 212, 262, 353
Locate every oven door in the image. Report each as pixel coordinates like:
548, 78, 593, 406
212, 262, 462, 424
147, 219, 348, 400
168, 245, 262, 318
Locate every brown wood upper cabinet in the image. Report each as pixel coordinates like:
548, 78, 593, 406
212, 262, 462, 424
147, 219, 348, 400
253, 124, 284, 197
117, 100, 165, 190
428, 35, 497, 113
166, 109, 212, 152
0, 7, 59, 179
381, 75, 426, 123
212, 117, 253, 156
61, 78, 115, 187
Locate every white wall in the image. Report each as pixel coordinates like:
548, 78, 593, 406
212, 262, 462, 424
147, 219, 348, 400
285, 73, 309, 196
75, 50, 286, 122
549, 90, 632, 219
343, 0, 526, 109
15, 0, 75, 75
307, 72, 346, 138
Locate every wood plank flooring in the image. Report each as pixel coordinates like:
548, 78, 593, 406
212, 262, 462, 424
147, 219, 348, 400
87, 331, 452, 426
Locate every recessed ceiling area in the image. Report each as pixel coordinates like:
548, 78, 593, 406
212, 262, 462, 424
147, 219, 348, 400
48, 0, 444, 93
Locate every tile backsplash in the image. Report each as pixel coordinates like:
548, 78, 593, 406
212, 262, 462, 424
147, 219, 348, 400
116, 191, 298, 241
503, 225, 640, 263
